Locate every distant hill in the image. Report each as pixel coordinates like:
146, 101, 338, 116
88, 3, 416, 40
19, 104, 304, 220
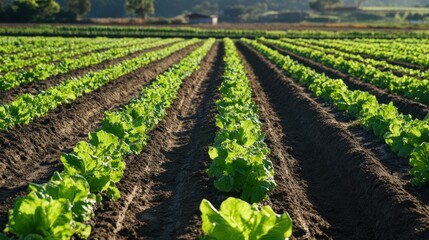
54, 0, 429, 18
359, 0, 428, 7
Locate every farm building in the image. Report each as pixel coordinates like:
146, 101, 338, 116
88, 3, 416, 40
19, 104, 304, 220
186, 13, 218, 24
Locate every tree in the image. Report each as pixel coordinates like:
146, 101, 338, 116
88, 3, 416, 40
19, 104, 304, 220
35, 0, 60, 19
0, 0, 7, 11
11, 0, 39, 21
10, 0, 59, 21
192, 0, 218, 15
125, 0, 154, 18
66, 0, 90, 17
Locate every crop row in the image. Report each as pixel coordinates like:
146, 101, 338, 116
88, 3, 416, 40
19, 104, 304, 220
0, 37, 294, 239
340, 38, 429, 54
243, 39, 429, 186
0, 38, 174, 91
200, 38, 292, 240
314, 38, 429, 68
350, 38, 429, 44
207, 38, 275, 203
1, 25, 429, 39
286, 38, 427, 79
1, 38, 215, 240
0, 37, 92, 59
261, 38, 429, 105
0, 36, 87, 55
304, 39, 429, 73
0, 38, 192, 131
0, 37, 140, 73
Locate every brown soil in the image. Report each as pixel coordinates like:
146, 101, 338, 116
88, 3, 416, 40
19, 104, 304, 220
89, 41, 224, 240
265, 43, 429, 119
237, 41, 429, 239
237, 49, 331, 239
2, 38, 429, 240
0, 43, 200, 229
249, 43, 429, 204
0, 42, 176, 105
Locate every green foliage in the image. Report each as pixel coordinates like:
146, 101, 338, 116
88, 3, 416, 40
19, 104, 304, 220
244, 38, 429, 189
3, 38, 215, 239
267, 38, 429, 106
192, 0, 219, 15
11, 0, 38, 21
5, 194, 77, 240
3, 25, 429, 39
200, 197, 293, 240
11, 0, 60, 21
0, 37, 134, 73
36, 0, 60, 19
124, 0, 154, 18
4, 172, 94, 239
30, 173, 96, 223
385, 117, 429, 158
410, 143, 429, 186
66, 0, 90, 17
295, 38, 427, 81
60, 131, 126, 200
207, 38, 275, 203
0, 38, 168, 92
0, 38, 185, 131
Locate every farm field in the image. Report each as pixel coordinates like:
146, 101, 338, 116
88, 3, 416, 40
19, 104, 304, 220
1, 32, 429, 239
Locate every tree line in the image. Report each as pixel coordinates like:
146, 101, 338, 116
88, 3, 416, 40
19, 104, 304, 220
0, 0, 426, 22
0, 0, 154, 22
0, 0, 316, 22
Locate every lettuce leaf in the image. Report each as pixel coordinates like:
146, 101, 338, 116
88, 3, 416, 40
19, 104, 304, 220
410, 142, 429, 186
200, 198, 292, 240
4, 193, 77, 240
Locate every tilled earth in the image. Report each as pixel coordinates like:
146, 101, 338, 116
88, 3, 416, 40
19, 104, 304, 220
1, 40, 429, 239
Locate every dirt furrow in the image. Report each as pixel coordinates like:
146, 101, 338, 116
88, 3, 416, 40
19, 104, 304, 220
0, 43, 200, 229
238, 41, 429, 239
236, 49, 331, 239
260, 42, 429, 204
89, 42, 225, 240
265, 43, 429, 119
0, 41, 177, 105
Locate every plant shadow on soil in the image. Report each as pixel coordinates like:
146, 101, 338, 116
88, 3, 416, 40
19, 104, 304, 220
236, 41, 429, 240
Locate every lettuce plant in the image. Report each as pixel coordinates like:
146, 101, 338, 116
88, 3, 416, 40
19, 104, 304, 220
208, 38, 275, 203
3, 38, 215, 239
200, 197, 292, 240
243, 38, 429, 187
